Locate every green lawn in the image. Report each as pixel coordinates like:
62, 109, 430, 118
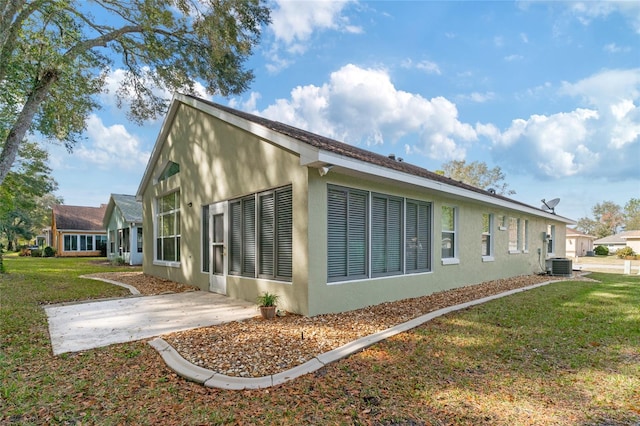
1, 256, 639, 425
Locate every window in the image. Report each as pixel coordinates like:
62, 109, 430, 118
95, 235, 107, 252
508, 217, 521, 253
158, 161, 180, 182
482, 213, 493, 259
79, 235, 94, 251
498, 215, 507, 230
109, 230, 116, 255
137, 228, 143, 253
122, 228, 130, 252
156, 191, 180, 263
327, 185, 433, 281
547, 224, 555, 255
405, 200, 431, 273
327, 186, 369, 281
229, 186, 293, 281
64, 235, 78, 251
371, 194, 403, 276
441, 206, 457, 260
259, 187, 293, 279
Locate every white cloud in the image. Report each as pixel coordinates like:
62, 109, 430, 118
603, 43, 630, 53
459, 91, 496, 103
569, 1, 640, 33
488, 69, 640, 179
72, 115, 151, 170
254, 64, 476, 161
269, 0, 360, 45
504, 54, 524, 62
265, 0, 361, 72
401, 59, 441, 75
520, 32, 529, 43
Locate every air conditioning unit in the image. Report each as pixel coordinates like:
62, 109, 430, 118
547, 258, 572, 277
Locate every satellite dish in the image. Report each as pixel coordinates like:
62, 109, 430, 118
541, 198, 560, 214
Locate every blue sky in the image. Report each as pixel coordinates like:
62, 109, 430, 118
46, 0, 640, 222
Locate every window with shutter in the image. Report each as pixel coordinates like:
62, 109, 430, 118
371, 194, 403, 276
406, 200, 431, 272
327, 185, 368, 281
275, 187, 293, 279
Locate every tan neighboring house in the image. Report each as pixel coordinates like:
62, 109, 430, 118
103, 194, 144, 265
594, 230, 640, 253
136, 94, 575, 316
565, 228, 596, 257
51, 204, 107, 257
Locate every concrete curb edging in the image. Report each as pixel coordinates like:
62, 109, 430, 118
149, 279, 564, 390
80, 275, 141, 295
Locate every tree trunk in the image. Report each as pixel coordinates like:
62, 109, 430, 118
0, 69, 58, 186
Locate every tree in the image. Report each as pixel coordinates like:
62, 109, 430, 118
0, 0, 271, 185
437, 160, 515, 195
576, 201, 624, 238
623, 198, 640, 230
0, 141, 58, 250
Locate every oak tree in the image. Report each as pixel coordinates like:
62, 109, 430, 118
0, 0, 270, 184
438, 160, 515, 195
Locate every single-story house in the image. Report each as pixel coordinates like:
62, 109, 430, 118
565, 228, 596, 257
103, 194, 144, 265
136, 93, 575, 316
594, 230, 640, 253
51, 204, 107, 257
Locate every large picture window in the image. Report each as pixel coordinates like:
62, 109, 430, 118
328, 185, 432, 282
229, 186, 293, 281
156, 191, 180, 263
63, 234, 102, 252
508, 217, 521, 253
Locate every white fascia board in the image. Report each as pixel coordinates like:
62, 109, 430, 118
312, 150, 575, 224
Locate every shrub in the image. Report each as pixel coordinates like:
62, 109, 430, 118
43, 246, 55, 257
111, 257, 126, 266
616, 246, 635, 259
30, 249, 43, 257
0, 254, 4, 274
594, 245, 609, 256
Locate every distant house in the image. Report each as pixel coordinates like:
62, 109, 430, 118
135, 93, 575, 316
594, 230, 640, 254
103, 194, 143, 265
51, 204, 107, 257
565, 228, 596, 257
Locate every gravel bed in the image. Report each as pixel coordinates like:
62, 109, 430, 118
91, 271, 589, 378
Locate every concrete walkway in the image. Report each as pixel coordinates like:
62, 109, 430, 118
45, 291, 257, 355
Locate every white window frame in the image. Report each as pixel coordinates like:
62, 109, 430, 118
441, 205, 459, 265
508, 217, 522, 254
523, 220, 529, 253
482, 213, 494, 262
154, 191, 181, 267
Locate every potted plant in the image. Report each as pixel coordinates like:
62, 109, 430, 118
257, 291, 279, 319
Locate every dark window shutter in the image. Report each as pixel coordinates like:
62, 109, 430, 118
259, 193, 275, 277
276, 187, 293, 279
243, 197, 256, 276
229, 201, 242, 274
327, 187, 348, 279
347, 190, 368, 277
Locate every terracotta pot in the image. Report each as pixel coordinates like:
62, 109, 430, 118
260, 306, 277, 319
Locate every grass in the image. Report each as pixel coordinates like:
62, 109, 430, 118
1, 256, 639, 425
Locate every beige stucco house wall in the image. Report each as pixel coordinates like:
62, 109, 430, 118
137, 94, 574, 316
565, 228, 596, 257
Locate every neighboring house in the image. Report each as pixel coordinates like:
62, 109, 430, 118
136, 93, 575, 316
51, 204, 107, 257
594, 230, 640, 253
103, 194, 144, 265
565, 228, 596, 257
